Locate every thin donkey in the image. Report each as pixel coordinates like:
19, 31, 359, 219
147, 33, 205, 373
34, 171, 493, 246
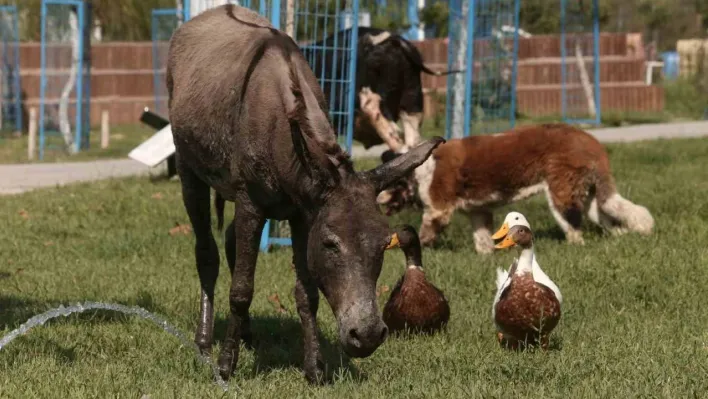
167, 5, 444, 383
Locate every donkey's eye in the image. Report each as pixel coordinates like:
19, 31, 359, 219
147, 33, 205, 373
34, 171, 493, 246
323, 239, 340, 251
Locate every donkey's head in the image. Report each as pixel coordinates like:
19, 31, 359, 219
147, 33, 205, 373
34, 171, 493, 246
290, 111, 444, 358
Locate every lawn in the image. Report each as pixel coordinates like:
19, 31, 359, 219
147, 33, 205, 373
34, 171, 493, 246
1, 137, 708, 398
0, 124, 155, 164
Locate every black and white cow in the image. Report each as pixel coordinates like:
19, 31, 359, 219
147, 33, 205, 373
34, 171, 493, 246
304, 26, 461, 152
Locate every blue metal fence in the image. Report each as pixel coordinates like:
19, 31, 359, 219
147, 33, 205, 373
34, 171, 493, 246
151, 9, 180, 115
0, 5, 21, 135
39, 0, 92, 160
560, 0, 602, 125
445, 0, 520, 139
178, 0, 359, 252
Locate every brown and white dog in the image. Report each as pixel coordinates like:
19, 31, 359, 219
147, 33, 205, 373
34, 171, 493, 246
406, 123, 654, 253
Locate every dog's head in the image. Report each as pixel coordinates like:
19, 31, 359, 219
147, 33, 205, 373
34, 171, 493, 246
376, 150, 423, 215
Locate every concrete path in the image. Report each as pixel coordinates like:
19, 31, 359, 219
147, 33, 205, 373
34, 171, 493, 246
0, 159, 155, 195
2, 120, 708, 196
351, 120, 708, 159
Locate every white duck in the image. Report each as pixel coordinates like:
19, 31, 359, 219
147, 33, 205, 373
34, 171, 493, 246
490, 211, 562, 350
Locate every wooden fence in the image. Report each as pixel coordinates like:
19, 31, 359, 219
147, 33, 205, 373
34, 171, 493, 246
15, 32, 663, 127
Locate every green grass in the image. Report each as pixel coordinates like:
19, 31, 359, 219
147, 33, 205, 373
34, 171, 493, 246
2, 137, 708, 398
0, 124, 155, 164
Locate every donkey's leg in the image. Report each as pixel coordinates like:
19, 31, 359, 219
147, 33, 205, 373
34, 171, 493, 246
178, 162, 220, 355
289, 216, 325, 384
224, 218, 252, 349
217, 198, 265, 379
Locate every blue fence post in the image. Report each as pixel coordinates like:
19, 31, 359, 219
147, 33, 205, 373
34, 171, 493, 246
270, 0, 280, 28
151, 10, 160, 113
560, 0, 567, 122
183, 0, 191, 21
462, 0, 476, 137
39, 1, 48, 161
74, 1, 85, 154
405, 0, 420, 41
591, 0, 602, 125
11, 6, 21, 134
509, 0, 520, 129
345, 0, 360, 154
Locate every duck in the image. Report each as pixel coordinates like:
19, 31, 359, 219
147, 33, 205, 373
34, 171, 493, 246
491, 211, 562, 350
383, 224, 450, 335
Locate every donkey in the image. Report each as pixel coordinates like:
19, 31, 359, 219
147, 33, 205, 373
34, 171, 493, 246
167, 5, 444, 383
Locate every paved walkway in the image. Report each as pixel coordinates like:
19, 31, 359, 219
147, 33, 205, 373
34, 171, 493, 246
2, 120, 708, 196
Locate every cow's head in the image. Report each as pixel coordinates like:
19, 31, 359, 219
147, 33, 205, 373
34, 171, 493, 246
291, 118, 444, 358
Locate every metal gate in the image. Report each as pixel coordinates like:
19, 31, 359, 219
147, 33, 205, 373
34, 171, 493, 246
446, 0, 520, 139
560, 0, 602, 125
0, 5, 21, 135
39, 0, 92, 160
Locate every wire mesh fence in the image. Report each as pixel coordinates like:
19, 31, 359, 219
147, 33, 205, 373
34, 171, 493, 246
0, 5, 21, 135
560, 0, 601, 125
446, 0, 519, 138
151, 8, 180, 116
39, 0, 92, 160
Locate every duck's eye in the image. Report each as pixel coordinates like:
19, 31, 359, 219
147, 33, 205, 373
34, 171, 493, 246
515, 217, 519, 220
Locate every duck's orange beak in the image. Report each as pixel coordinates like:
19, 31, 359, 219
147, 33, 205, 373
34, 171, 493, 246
491, 222, 510, 240
386, 233, 399, 250
495, 234, 517, 249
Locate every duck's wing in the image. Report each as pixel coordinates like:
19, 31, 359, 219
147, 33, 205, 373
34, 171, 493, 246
531, 255, 562, 304
491, 261, 514, 319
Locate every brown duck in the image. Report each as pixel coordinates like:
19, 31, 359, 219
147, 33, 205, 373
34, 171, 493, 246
491, 211, 562, 350
383, 225, 450, 334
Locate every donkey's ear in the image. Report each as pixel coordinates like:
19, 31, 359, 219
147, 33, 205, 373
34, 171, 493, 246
290, 116, 339, 189
360, 136, 445, 192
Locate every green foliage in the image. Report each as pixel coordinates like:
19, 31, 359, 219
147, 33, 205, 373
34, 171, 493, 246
419, 1, 448, 38
663, 77, 708, 120
2, 137, 708, 397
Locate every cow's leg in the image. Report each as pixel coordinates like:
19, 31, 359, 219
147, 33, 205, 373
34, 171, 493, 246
178, 161, 219, 355
359, 87, 404, 152
224, 218, 252, 349
217, 198, 265, 379
289, 216, 325, 384
400, 111, 423, 148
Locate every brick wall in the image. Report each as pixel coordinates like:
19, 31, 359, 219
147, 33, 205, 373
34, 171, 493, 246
17, 32, 663, 126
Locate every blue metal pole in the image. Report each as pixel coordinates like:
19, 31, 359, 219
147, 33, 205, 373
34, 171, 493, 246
260, 220, 271, 252
151, 10, 161, 114
12, 6, 22, 134
509, 0, 520, 129
405, 0, 420, 41
39, 1, 48, 161
444, 0, 460, 140
591, 0, 602, 125
345, 0, 360, 154
183, 0, 191, 21
270, 0, 280, 28
462, 0, 476, 137
74, 2, 85, 154
259, 0, 267, 20
560, 0, 567, 122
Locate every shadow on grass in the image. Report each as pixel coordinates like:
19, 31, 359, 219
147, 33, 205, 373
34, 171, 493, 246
212, 314, 366, 384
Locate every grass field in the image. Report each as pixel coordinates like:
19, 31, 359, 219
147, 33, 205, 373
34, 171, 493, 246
0, 124, 154, 164
1, 137, 708, 398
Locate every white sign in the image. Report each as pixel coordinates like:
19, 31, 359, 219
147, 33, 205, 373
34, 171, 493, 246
128, 124, 175, 167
